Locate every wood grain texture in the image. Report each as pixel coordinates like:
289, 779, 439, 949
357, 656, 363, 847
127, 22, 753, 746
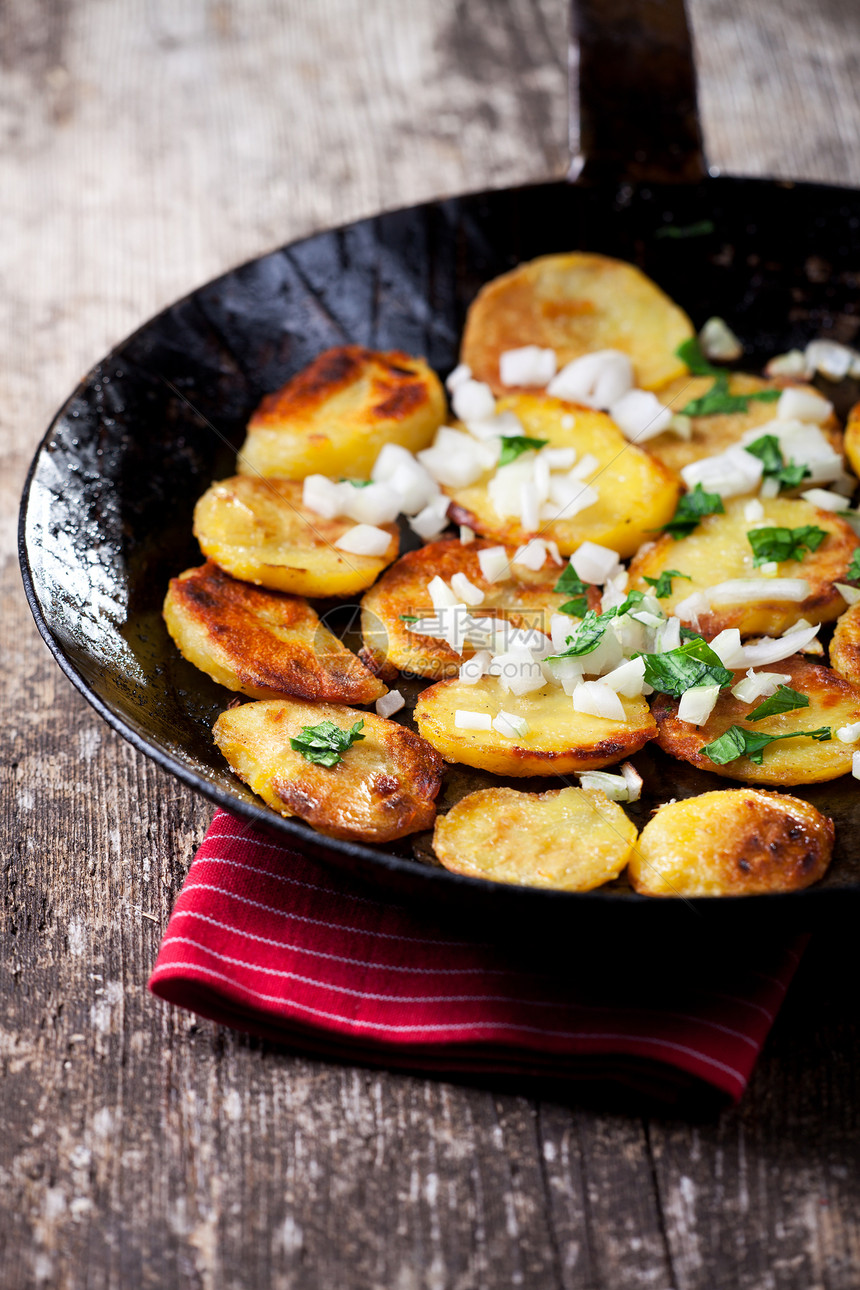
2, 1, 860, 1287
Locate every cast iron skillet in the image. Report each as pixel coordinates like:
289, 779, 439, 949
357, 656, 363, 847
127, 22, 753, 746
19, 0, 860, 930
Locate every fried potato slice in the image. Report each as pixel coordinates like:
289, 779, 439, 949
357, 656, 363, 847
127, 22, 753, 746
238, 346, 446, 480
164, 561, 386, 704
414, 675, 656, 775
213, 698, 443, 843
360, 537, 590, 680
645, 374, 842, 475
828, 602, 860, 685
194, 476, 398, 597
652, 654, 860, 784
843, 399, 860, 479
628, 788, 834, 896
627, 495, 858, 636
461, 252, 693, 393
433, 786, 637, 891
444, 394, 681, 559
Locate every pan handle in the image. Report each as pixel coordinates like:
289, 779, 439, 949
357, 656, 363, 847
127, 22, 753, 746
569, 0, 707, 184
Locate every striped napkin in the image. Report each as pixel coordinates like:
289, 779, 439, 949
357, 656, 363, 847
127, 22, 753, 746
149, 809, 806, 1105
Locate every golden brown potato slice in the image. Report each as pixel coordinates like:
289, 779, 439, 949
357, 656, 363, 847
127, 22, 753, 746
360, 537, 594, 680
164, 561, 386, 704
652, 655, 860, 784
194, 476, 399, 598
843, 399, 860, 479
645, 374, 842, 475
628, 788, 834, 896
414, 675, 656, 775
238, 346, 445, 480
433, 786, 637, 891
213, 698, 443, 843
444, 394, 681, 559
627, 495, 858, 637
830, 602, 860, 685
461, 252, 693, 393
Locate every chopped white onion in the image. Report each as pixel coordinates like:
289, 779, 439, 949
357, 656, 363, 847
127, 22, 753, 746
800, 488, 849, 511
459, 650, 492, 684
375, 690, 405, 718
446, 363, 472, 392
569, 452, 600, 481
765, 349, 811, 380
450, 572, 485, 606
677, 683, 721, 726
492, 710, 530, 739
836, 722, 860, 744
542, 478, 598, 521
459, 525, 476, 545
542, 446, 577, 470
744, 498, 765, 522
409, 494, 451, 539
741, 623, 820, 666
452, 378, 496, 422
759, 562, 780, 577
572, 681, 625, 721
600, 656, 647, 697
547, 349, 633, 409
487, 457, 534, 517
853, 750, 860, 781
334, 524, 391, 556
699, 316, 743, 362
427, 576, 458, 610
760, 477, 781, 499
609, 389, 673, 442
302, 474, 349, 519
655, 616, 682, 654
454, 709, 492, 731
570, 542, 622, 586
731, 669, 791, 703
681, 444, 763, 497
418, 427, 492, 488
805, 339, 854, 382
742, 419, 843, 486
490, 647, 547, 696
342, 480, 402, 525
577, 770, 632, 802
668, 414, 692, 440
620, 762, 643, 802
709, 628, 746, 668
512, 538, 549, 571
477, 546, 510, 583
707, 578, 810, 605
519, 479, 540, 532
551, 612, 576, 650
499, 346, 557, 387
545, 655, 585, 695
674, 591, 710, 627
777, 387, 833, 424
835, 582, 860, 606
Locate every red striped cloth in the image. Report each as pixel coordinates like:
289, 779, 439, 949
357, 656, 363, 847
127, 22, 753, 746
148, 809, 807, 1105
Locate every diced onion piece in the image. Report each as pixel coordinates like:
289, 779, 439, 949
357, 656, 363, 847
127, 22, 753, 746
409, 495, 451, 539
731, 669, 791, 703
699, 316, 743, 362
375, 690, 405, 718
759, 562, 780, 577
741, 623, 821, 666
668, 414, 692, 440
760, 477, 780, 499
450, 571, 485, 606
385, 459, 440, 516
853, 750, 860, 780
800, 488, 849, 511
707, 578, 810, 605
777, 387, 833, 424
520, 479, 540, 532
452, 378, 496, 423
572, 680, 625, 721
490, 647, 547, 696
836, 722, 860, 744
682, 444, 763, 498
459, 525, 476, 545
454, 709, 492, 731
428, 576, 458, 610
343, 480, 401, 525
492, 710, 530, 739
512, 538, 549, 571
805, 339, 854, 382
542, 446, 577, 470
551, 612, 576, 651
570, 453, 599, 481
620, 762, 643, 802
577, 770, 631, 801
570, 542, 622, 586
547, 349, 633, 409
542, 480, 598, 521
545, 655, 585, 695
418, 427, 492, 488
655, 615, 681, 654
835, 582, 860, 606
609, 389, 672, 442
302, 474, 348, 519
709, 628, 746, 668
744, 498, 765, 523
765, 349, 811, 380
499, 346, 557, 387
459, 650, 492, 684
487, 456, 534, 517
677, 683, 721, 726
674, 591, 710, 626
477, 546, 510, 584
334, 524, 392, 556
600, 656, 647, 697
446, 363, 472, 392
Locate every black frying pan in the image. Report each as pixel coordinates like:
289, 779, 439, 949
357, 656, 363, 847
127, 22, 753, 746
19, 0, 860, 931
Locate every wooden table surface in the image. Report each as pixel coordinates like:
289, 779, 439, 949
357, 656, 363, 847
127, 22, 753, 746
3, 2, 860, 1286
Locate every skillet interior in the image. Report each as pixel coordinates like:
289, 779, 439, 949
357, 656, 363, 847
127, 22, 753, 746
19, 174, 860, 931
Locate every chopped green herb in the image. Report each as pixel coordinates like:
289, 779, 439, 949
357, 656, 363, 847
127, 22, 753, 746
844, 548, 860, 584
675, 338, 721, 377
679, 625, 700, 640
554, 564, 592, 618
341, 478, 373, 488
744, 434, 811, 493
680, 371, 781, 418
559, 597, 588, 618
638, 638, 733, 698
290, 719, 366, 767
546, 592, 646, 660
498, 435, 549, 467
701, 724, 831, 766
399, 614, 419, 624
747, 524, 827, 567
656, 220, 716, 240
662, 483, 725, 538
644, 569, 692, 598
747, 685, 810, 722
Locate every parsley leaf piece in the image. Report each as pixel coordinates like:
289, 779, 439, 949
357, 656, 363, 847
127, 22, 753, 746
675, 338, 721, 376
747, 524, 827, 567
679, 625, 700, 640
559, 596, 589, 618
554, 565, 593, 618
845, 549, 860, 585
701, 724, 831, 766
290, 719, 366, 767
498, 435, 549, 468
661, 483, 725, 538
680, 371, 781, 418
644, 569, 692, 598
341, 478, 373, 488
546, 592, 646, 659
399, 614, 419, 624
638, 638, 733, 698
746, 685, 810, 722
657, 220, 716, 240
744, 434, 811, 493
